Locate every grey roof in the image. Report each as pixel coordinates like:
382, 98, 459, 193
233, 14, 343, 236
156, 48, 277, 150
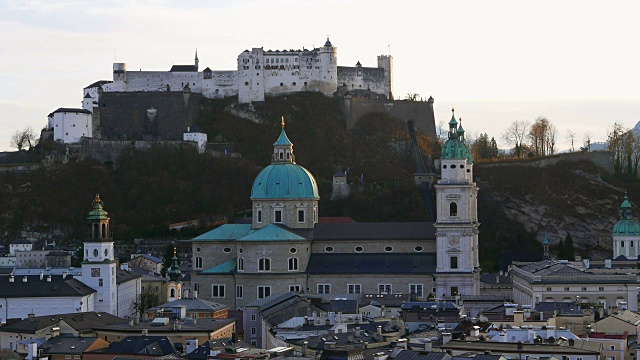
361, 293, 411, 307
84, 80, 112, 89
95, 336, 178, 356
515, 260, 638, 284
440, 340, 600, 355
534, 302, 583, 315
41, 336, 103, 354
132, 253, 163, 263
52, 108, 92, 115
151, 298, 229, 312
12, 268, 82, 276
293, 330, 387, 350
312, 222, 435, 240
307, 253, 436, 274
393, 351, 451, 360
116, 268, 142, 285
480, 273, 512, 285
10, 238, 31, 244
0, 312, 126, 333
186, 338, 253, 359
0, 275, 95, 298
243, 291, 298, 310
94, 318, 235, 333
169, 65, 198, 72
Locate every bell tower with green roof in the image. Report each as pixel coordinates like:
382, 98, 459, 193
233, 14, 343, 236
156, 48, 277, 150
166, 247, 183, 301
82, 194, 117, 315
434, 109, 480, 297
613, 193, 640, 259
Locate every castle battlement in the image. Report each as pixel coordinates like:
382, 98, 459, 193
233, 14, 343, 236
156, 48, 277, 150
84, 38, 393, 104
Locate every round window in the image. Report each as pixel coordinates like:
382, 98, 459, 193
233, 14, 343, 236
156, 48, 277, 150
196, 247, 201, 253
460, 164, 465, 169
415, 246, 424, 252
104, 249, 108, 257
290, 248, 297, 254
93, 249, 98, 257
325, 246, 334, 253
451, 164, 457, 169
239, 248, 243, 254
384, 246, 393, 252
466, 169, 471, 173
354, 246, 363, 252
443, 165, 447, 169
223, 247, 232, 253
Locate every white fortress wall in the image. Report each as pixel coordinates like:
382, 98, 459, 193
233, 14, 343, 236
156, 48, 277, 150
201, 70, 238, 99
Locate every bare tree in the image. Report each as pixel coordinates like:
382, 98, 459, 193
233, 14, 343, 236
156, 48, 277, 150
566, 130, 576, 152
583, 132, 592, 152
502, 120, 529, 158
546, 123, 558, 155
405, 93, 420, 101
10, 127, 37, 150
529, 117, 550, 156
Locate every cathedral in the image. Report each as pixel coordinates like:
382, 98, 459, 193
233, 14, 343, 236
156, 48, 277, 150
190, 111, 480, 309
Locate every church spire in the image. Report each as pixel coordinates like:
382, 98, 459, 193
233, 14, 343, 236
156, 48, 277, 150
168, 247, 181, 282
194, 49, 199, 71
272, 116, 295, 164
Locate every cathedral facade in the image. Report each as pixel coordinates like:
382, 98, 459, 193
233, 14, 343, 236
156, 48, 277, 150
190, 112, 479, 309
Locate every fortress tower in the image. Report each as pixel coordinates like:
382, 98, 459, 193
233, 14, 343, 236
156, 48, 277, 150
434, 111, 480, 296
377, 55, 394, 99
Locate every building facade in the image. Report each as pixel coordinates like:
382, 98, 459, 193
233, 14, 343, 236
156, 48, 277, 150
191, 113, 479, 310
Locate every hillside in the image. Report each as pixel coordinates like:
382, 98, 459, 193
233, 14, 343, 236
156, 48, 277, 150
0, 93, 631, 269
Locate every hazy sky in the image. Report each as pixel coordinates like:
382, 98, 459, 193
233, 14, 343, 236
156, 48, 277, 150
1, 0, 639, 152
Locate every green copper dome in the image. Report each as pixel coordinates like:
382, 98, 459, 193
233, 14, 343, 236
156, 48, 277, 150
441, 111, 473, 164
167, 247, 181, 282
613, 194, 640, 236
87, 194, 109, 221
251, 163, 319, 199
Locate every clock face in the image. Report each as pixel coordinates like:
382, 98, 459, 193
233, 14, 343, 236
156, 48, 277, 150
447, 236, 460, 249
91, 268, 101, 277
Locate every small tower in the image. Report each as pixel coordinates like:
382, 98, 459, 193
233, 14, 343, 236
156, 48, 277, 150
166, 247, 182, 302
543, 232, 550, 260
194, 49, 199, 71
81, 194, 117, 315
613, 193, 640, 259
82, 93, 93, 113
272, 117, 295, 164
331, 171, 350, 200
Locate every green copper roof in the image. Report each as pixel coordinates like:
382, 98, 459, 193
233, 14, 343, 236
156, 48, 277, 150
441, 138, 473, 164
200, 258, 236, 274
448, 113, 458, 126
193, 224, 253, 241
251, 163, 319, 199
87, 194, 109, 221
168, 248, 181, 281
274, 128, 293, 146
238, 224, 306, 241
614, 194, 640, 236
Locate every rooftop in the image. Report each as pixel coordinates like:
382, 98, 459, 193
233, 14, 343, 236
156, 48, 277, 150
0, 312, 126, 334
0, 275, 96, 298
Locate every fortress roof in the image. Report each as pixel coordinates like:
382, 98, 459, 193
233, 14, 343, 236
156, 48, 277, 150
52, 108, 92, 114
84, 80, 112, 89
169, 64, 198, 72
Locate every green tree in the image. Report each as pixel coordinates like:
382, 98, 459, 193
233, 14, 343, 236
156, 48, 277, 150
564, 233, 575, 261
557, 238, 565, 259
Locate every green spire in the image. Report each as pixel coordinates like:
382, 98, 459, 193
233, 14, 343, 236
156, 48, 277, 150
167, 247, 181, 282
273, 116, 293, 146
87, 194, 109, 221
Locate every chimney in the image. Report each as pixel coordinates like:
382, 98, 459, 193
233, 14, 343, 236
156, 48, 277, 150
51, 327, 60, 338
442, 333, 452, 345
194, 290, 198, 299
302, 341, 308, 356
325, 342, 336, 349
23, 276, 27, 283
470, 326, 480, 338
185, 339, 198, 355
129, 319, 135, 326
26, 342, 38, 360
338, 312, 343, 323
9, 276, 14, 283
28, 313, 35, 319
424, 339, 432, 352
232, 332, 237, 343
47, 276, 52, 282
355, 327, 361, 337
377, 325, 382, 335
62, 271, 67, 279
142, 329, 148, 336
395, 338, 407, 350
40, 271, 44, 280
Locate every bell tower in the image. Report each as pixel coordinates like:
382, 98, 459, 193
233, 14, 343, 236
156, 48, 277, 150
434, 110, 480, 297
81, 194, 117, 315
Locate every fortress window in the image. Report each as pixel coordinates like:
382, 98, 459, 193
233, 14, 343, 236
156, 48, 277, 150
466, 169, 471, 173
451, 164, 456, 169
621, 241, 625, 247
239, 248, 243, 254
93, 249, 98, 257
290, 247, 297, 254
293, 82, 296, 86
279, 152, 284, 160
196, 247, 201, 253
257, 210, 262, 223
450, 202, 458, 216
274, 210, 282, 223
632, 241, 634, 247
304, 82, 308, 86
280, 83, 284, 87
244, 82, 249, 86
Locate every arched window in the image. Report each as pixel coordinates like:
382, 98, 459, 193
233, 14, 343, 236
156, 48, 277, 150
195, 256, 203, 269
170, 289, 175, 297
288, 257, 298, 271
450, 202, 458, 216
93, 224, 98, 239
621, 241, 625, 247
279, 151, 284, 160
238, 258, 244, 271
259, 258, 271, 271
101, 223, 106, 238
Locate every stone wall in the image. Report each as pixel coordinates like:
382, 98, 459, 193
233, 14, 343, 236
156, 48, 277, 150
340, 97, 437, 139
78, 138, 198, 164
95, 91, 201, 140
478, 151, 614, 174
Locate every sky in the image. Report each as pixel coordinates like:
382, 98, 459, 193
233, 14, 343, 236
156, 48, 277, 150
1, 0, 640, 152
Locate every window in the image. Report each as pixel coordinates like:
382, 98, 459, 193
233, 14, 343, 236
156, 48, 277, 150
98, 278, 103, 287
93, 249, 98, 257
274, 210, 282, 223
289, 285, 301, 292
450, 256, 458, 269
564, 287, 570, 291
451, 286, 459, 296
621, 241, 625, 247
251, 341, 257, 346
450, 202, 458, 216
325, 246, 334, 252
257, 210, 262, 223
582, 287, 587, 291
378, 284, 392, 294
195, 256, 203, 269
288, 257, 299, 271
238, 258, 244, 271
258, 286, 271, 299
348, 284, 361, 294
236, 285, 243, 299
354, 246, 363, 252
170, 288, 175, 297
384, 246, 393, 252
194, 283, 199, 292
289, 247, 297, 254
251, 327, 257, 335
414, 246, 423, 252
298, 209, 305, 223
223, 247, 232, 253
65, 356, 71, 360
318, 284, 331, 294
258, 258, 271, 271
195, 247, 201, 253
410, 284, 424, 297
546, 287, 552, 291
212, 285, 225, 298
610, 346, 615, 351
632, 241, 635, 247
599, 287, 605, 291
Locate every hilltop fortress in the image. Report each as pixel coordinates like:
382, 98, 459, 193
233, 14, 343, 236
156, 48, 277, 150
85, 38, 393, 104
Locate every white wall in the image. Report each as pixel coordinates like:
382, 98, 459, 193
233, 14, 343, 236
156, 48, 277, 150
117, 277, 141, 318
184, 132, 207, 154
51, 111, 92, 143
0, 294, 94, 323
